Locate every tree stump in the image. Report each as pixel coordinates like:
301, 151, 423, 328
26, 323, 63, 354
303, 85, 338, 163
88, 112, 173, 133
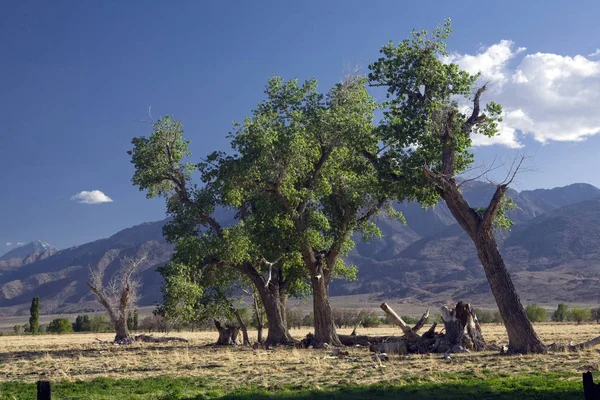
214, 320, 241, 345
433, 301, 486, 353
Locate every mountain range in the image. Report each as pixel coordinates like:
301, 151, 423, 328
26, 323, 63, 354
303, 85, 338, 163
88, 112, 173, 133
1, 182, 599, 316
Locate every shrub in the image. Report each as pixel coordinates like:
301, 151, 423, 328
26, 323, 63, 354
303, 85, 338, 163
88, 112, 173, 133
47, 318, 73, 334
525, 304, 547, 323
286, 308, 304, 329
493, 311, 503, 324
591, 307, 600, 323
474, 309, 495, 324
551, 303, 568, 322
89, 314, 112, 333
73, 315, 91, 332
567, 307, 591, 324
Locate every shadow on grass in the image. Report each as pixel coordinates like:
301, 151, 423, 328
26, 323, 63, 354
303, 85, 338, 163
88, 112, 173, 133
0, 374, 583, 400
196, 380, 582, 400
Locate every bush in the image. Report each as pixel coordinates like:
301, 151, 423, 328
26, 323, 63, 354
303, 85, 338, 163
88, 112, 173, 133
591, 307, 600, 323
474, 309, 495, 324
73, 315, 91, 332
551, 303, 568, 322
525, 304, 547, 323
493, 311, 503, 324
47, 318, 73, 334
567, 307, 591, 324
89, 314, 112, 333
286, 308, 304, 329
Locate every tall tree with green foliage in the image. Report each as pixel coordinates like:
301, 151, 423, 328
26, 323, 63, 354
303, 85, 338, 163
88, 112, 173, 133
552, 303, 568, 322
133, 308, 139, 331
128, 116, 307, 346
366, 19, 546, 353
225, 76, 393, 346
29, 296, 39, 334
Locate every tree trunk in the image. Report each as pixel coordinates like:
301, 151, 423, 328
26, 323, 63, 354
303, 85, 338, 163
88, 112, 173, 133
433, 301, 486, 353
232, 308, 250, 346
311, 275, 342, 347
253, 294, 264, 344
114, 316, 133, 343
214, 320, 240, 345
259, 287, 295, 346
240, 264, 295, 346
474, 232, 546, 354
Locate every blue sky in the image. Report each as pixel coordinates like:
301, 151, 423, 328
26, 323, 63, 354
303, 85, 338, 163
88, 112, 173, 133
1, 0, 600, 250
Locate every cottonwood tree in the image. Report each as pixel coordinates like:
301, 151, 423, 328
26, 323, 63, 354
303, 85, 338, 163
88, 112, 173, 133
29, 296, 39, 334
366, 19, 546, 353
87, 255, 145, 343
128, 116, 307, 346
225, 76, 393, 346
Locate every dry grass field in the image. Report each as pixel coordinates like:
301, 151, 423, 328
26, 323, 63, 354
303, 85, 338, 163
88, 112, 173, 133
0, 323, 598, 399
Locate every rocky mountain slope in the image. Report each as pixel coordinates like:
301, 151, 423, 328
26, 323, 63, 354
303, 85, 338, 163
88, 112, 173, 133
1, 182, 599, 316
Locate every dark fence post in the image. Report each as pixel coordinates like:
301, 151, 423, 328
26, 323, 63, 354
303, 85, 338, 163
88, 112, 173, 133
583, 372, 600, 400
37, 380, 51, 400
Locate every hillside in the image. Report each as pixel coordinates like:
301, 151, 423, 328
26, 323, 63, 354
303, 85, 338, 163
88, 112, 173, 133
1, 182, 599, 316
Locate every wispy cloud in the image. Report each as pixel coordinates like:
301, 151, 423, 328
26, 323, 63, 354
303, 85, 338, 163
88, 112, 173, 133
70, 190, 113, 205
16, 242, 24, 246
588, 49, 600, 57
5, 242, 12, 247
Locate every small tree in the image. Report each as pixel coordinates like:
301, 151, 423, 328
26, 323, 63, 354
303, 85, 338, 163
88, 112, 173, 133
29, 296, 40, 334
525, 305, 547, 323
552, 303, 569, 322
475, 309, 495, 324
591, 307, 600, 323
87, 255, 146, 342
493, 310, 503, 324
127, 311, 134, 331
568, 307, 591, 324
133, 308, 139, 331
47, 318, 73, 334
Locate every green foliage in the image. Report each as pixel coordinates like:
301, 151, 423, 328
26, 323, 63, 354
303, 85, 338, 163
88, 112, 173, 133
567, 307, 591, 324
89, 314, 112, 333
551, 303, 569, 322
127, 311, 134, 331
72, 315, 91, 332
13, 325, 22, 334
525, 305, 547, 323
493, 311, 503, 324
29, 296, 39, 334
474, 309, 495, 324
591, 307, 600, 323
47, 318, 74, 334
133, 308, 139, 331
367, 19, 505, 223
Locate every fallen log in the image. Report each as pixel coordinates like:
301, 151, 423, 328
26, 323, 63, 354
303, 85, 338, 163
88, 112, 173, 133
134, 334, 189, 343
338, 334, 403, 347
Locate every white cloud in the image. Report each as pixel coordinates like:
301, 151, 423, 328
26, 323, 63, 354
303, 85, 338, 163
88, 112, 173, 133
589, 49, 600, 57
446, 41, 600, 147
16, 242, 24, 246
70, 190, 113, 205
5, 242, 12, 246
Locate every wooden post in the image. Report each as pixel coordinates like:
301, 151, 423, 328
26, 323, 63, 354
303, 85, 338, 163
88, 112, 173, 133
584, 372, 600, 400
37, 380, 51, 400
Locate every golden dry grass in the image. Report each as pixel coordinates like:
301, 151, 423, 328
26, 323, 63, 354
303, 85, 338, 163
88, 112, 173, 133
0, 323, 598, 389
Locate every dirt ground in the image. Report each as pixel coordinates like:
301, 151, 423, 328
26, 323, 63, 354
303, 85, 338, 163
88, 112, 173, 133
0, 323, 598, 388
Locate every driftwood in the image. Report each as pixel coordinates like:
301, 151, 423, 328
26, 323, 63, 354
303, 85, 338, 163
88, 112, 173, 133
373, 301, 490, 354
134, 334, 189, 343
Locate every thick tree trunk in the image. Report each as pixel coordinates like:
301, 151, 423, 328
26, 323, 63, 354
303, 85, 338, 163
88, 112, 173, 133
257, 285, 296, 346
311, 276, 342, 347
240, 264, 295, 346
473, 232, 546, 354
114, 317, 133, 343
214, 320, 240, 345
433, 301, 486, 353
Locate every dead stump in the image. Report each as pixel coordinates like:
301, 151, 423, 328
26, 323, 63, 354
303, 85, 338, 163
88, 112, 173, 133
214, 320, 241, 345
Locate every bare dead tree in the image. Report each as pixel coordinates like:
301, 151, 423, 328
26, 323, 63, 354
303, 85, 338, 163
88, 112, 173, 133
87, 255, 146, 343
